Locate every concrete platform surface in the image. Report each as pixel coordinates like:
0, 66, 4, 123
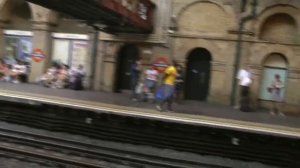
0, 82, 299, 136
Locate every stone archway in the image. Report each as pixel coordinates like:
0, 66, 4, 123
185, 48, 212, 101
176, 1, 236, 35
0, 0, 34, 64
259, 13, 297, 43
253, 4, 300, 42
0, 0, 32, 30
114, 44, 140, 92
259, 53, 288, 102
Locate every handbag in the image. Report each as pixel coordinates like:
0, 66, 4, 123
267, 87, 272, 93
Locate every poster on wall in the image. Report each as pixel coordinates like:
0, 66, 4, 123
52, 39, 70, 65
4, 37, 18, 65
259, 67, 287, 101
19, 37, 32, 62
71, 41, 88, 69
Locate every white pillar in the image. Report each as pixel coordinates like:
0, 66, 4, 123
29, 22, 53, 82
92, 31, 103, 91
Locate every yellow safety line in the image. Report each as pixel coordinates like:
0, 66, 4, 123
0, 89, 299, 138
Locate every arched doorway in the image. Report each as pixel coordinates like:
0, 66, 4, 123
114, 44, 139, 92
259, 53, 288, 101
185, 48, 212, 101
2, 0, 32, 64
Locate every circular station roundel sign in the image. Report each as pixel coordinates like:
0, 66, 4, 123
32, 48, 45, 63
153, 56, 170, 73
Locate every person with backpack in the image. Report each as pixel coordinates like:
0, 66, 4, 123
155, 61, 177, 112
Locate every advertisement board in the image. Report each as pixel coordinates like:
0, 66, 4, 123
259, 67, 287, 101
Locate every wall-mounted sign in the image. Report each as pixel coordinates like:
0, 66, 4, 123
4, 30, 33, 36
52, 33, 89, 40
32, 48, 45, 63
138, 2, 148, 20
153, 56, 170, 73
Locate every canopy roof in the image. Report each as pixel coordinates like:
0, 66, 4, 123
26, 0, 155, 33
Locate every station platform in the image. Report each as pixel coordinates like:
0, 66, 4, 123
0, 82, 299, 138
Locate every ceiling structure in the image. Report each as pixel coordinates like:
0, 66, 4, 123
25, 0, 155, 34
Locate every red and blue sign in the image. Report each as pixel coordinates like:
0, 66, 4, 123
32, 48, 45, 63
153, 56, 170, 73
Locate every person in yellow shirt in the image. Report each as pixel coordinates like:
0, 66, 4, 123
156, 61, 178, 112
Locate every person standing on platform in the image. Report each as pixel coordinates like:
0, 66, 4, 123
156, 61, 178, 112
143, 66, 159, 102
70, 65, 86, 90
269, 74, 285, 116
130, 59, 141, 101
175, 64, 184, 104
236, 65, 252, 112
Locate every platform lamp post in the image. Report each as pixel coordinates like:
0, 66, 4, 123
230, 0, 257, 106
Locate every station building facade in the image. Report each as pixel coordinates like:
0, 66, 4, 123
0, 0, 300, 114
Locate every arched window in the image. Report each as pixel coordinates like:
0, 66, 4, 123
259, 53, 288, 101
259, 13, 297, 43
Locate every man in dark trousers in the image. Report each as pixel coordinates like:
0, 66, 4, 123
130, 59, 141, 101
236, 65, 252, 112
175, 64, 184, 104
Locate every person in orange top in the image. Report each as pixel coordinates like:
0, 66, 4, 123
156, 60, 178, 112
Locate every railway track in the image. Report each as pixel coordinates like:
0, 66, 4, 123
0, 144, 105, 168
0, 127, 228, 168
0, 100, 298, 167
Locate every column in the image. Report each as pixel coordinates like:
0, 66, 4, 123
92, 31, 103, 91
0, 21, 7, 59
29, 22, 53, 82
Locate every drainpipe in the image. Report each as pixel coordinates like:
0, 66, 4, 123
89, 26, 100, 90
230, 0, 257, 106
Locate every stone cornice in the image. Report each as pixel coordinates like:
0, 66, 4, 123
99, 33, 168, 44
100, 32, 300, 47
171, 33, 300, 46
31, 21, 55, 31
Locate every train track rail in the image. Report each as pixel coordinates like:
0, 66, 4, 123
0, 144, 105, 168
0, 127, 228, 168
0, 99, 298, 167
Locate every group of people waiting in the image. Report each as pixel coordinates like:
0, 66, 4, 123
130, 59, 184, 112
0, 59, 86, 91
37, 63, 86, 90
0, 59, 28, 84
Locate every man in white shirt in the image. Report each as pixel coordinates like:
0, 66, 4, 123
236, 65, 252, 111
